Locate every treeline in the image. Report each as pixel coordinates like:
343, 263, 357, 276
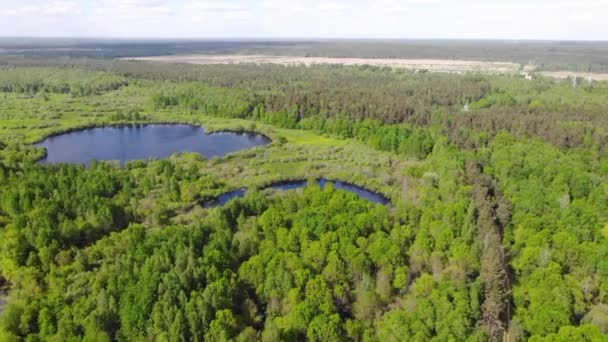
0, 58, 490, 124
235, 40, 608, 73
3, 59, 608, 153
146, 65, 489, 124
2, 39, 608, 71
152, 84, 437, 158
0, 67, 128, 96
151, 86, 251, 119
447, 80, 608, 151
152, 86, 435, 159
298, 117, 435, 159
149, 72, 608, 157
141, 62, 608, 153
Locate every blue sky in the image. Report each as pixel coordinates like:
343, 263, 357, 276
0, 0, 605, 40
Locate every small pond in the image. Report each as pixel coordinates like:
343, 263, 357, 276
36, 124, 271, 165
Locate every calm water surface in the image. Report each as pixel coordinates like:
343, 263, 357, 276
36, 124, 271, 165
268, 178, 390, 205
204, 180, 390, 208
203, 188, 247, 208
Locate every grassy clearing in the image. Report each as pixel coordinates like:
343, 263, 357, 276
0, 88, 347, 149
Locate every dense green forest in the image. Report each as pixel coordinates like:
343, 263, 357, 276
0, 60, 607, 341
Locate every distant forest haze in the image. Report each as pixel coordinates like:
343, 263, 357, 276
1, 39, 608, 72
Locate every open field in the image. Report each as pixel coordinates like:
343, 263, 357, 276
128, 54, 608, 80
126, 54, 533, 75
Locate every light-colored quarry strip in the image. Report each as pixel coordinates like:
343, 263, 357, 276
538, 71, 608, 81
124, 55, 608, 81
124, 54, 533, 75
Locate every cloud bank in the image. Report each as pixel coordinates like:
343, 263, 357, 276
0, 0, 606, 40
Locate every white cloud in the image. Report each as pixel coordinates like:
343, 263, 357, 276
255, 0, 278, 9
552, 0, 608, 9
0, 0, 606, 39
369, 0, 409, 12
0, 6, 38, 17
45, 1, 82, 15
94, 0, 171, 17
96, 0, 168, 7
184, 1, 248, 12
316, 2, 351, 12
0, 1, 81, 17
369, 0, 442, 12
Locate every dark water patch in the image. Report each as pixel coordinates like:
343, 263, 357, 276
267, 179, 309, 191
0, 286, 8, 316
266, 178, 390, 205
202, 188, 247, 208
201, 178, 389, 210
320, 178, 391, 205
36, 124, 271, 165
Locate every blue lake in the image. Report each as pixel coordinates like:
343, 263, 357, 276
36, 124, 271, 165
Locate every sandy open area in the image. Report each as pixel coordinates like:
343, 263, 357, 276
538, 71, 608, 82
125, 55, 608, 81
125, 54, 534, 74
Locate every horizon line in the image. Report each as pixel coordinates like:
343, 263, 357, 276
0, 36, 607, 43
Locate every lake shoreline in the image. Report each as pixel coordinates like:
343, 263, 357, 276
34, 123, 272, 165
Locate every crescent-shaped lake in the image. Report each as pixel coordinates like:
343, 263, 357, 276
203, 178, 390, 207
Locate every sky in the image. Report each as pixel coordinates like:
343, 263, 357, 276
0, 0, 606, 40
